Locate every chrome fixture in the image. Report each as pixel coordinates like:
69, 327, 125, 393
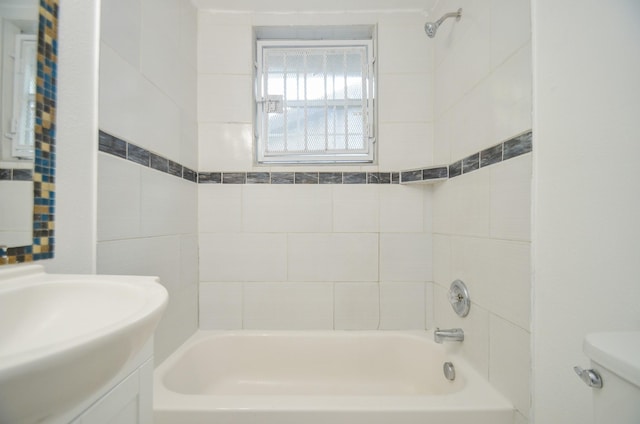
574, 366, 603, 389
443, 362, 456, 381
449, 279, 471, 317
424, 8, 462, 38
434, 328, 464, 343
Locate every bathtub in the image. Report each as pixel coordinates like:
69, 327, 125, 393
154, 330, 514, 424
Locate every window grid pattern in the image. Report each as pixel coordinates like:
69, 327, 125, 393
257, 41, 374, 164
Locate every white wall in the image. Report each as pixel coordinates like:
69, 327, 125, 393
46, 0, 100, 274
197, 9, 436, 330
532, 0, 640, 422
430, 0, 532, 422
96, 0, 199, 363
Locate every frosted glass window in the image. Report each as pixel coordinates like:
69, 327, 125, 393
256, 40, 375, 164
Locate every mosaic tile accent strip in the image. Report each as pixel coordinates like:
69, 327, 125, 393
99, 130, 196, 183
401, 130, 533, 184
3, 0, 58, 265
96, 130, 532, 189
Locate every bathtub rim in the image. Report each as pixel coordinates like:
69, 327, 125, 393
153, 329, 513, 413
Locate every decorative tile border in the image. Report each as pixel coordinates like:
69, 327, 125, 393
400, 130, 532, 184
3, 0, 59, 266
96, 129, 532, 188
99, 131, 198, 182
0, 168, 34, 181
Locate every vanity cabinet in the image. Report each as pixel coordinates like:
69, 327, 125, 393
69, 358, 153, 424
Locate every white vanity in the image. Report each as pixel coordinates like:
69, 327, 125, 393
0, 265, 168, 424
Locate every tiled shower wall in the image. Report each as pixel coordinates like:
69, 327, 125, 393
430, 0, 532, 423
96, 0, 198, 364
197, 11, 436, 330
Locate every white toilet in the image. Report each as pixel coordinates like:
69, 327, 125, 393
583, 331, 640, 423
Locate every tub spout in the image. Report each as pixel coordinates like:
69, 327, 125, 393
434, 328, 464, 343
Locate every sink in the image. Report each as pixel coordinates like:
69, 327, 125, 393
0, 264, 168, 424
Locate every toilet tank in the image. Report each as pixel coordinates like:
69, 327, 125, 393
584, 331, 640, 424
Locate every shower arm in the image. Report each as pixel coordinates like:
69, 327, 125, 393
435, 9, 462, 26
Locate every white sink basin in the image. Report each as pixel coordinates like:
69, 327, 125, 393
0, 264, 168, 424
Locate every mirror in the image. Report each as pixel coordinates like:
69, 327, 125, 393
0, 0, 57, 264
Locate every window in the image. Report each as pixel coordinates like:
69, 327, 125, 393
255, 29, 376, 164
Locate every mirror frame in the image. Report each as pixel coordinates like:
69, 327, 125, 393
1, 0, 57, 265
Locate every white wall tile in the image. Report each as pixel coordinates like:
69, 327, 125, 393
379, 282, 425, 330
198, 184, 243, 233
97, 236, 181, 291
490, 154, 532, 241
100, 0, 141, 68
243, 185, 333, 233
97, 154, 141, 241
377, 19, 434, 74
450, 168, 491, 237
332, 185, 379, 233
378, 73, 433, 123
379, 233, 432, 282
490, 0, 531, 68
179, 234, 199, 290
154, 284, 198, 364
198, 74, 253, 124
432, 234, 451, 286
377, 122, 434, 170
489, 315, 531, 416
287, 233, 378, 282
199, 282, 243, 329
198, 19, 252, 75
243, 282, 333, 330
451, 236, 531, 330
490, 43, 533, 144
379, 185, 424, 233
198, 123, 254, 171
425, 282, 434, 329
199, 233, 287, 282
334, 282, 380, 330
140, 167, 197, 237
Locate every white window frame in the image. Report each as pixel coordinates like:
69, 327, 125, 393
255, 38, 376, 164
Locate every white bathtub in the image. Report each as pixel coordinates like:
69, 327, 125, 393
154, 330, 514, 424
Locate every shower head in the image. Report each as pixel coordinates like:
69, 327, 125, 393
424, 8, 462, 38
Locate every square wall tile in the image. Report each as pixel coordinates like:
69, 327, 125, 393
378, 73, 433, 123
379, 185, 425, 233
198, 18, 252, 74
100, 0, 141, 68
198, 123, 253, 171
490, 0, 531, 68
432, 234, 451, 286
200, 282, 243, 329
332, 185, 379, 233
490, 154, 532, 241
198, 74, 252, 123
379, 233, 432, 282
97, 154, 141, 241
243, 185, 333, 233
377, 17, 433, 74
140, 167, 197, 237
243, 282, 334, 330
489, 314, 531, 416
377, 122, 434, 170
198, 185, 243, 233
379, 282, 425, 330
451, 236, 531, 330
288, 233, 379, 282
334, 282, 380, 330
199, 233, 287, 282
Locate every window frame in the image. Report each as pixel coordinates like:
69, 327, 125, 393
255, 38, 376, 165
